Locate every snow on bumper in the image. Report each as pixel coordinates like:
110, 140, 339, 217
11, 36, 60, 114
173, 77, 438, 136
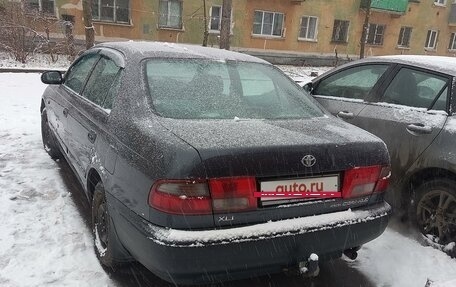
145, 202, 392, 247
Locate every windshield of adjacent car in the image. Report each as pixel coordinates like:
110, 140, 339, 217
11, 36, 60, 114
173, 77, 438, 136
145, 59, 323, 119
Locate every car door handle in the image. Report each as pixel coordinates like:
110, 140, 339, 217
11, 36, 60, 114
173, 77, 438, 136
88, 131, 97, 144
406, 123, 432, 135
337, 111, 354, 120
63, 108, 68, 117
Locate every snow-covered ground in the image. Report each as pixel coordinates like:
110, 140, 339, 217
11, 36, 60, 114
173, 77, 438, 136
0, 73, 113, 286
0, 52, 71, 70
0, 71, 455, 287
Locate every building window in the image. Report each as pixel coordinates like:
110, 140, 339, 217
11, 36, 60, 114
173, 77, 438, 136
24, 0, 55, 15
299, 16, 318, 41
397, 26, 412, 48
209, 6, 232, 33
434, 0, 446, 5
252, 10, 284, 37
449, 33, 456, 50
159, 0, 183, 29
425, 29, 439, 49
209, 6, 222, 31
92, 0, 130, 23
366, 23, 385, 45
331, 20, 350, 43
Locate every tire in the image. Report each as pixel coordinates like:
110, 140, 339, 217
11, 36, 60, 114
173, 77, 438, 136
92, 182, 118, 268
41, 108, 62, 159
414, 179, 456, 245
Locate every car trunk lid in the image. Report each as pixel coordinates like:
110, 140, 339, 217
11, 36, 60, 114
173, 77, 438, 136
156, 116, 390, 227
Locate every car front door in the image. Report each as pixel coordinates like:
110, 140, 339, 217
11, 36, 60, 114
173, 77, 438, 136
312, 63, 391, 122
356, 66, 450, 191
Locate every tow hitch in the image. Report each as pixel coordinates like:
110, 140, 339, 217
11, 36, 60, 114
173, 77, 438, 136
298, 253, 320, 277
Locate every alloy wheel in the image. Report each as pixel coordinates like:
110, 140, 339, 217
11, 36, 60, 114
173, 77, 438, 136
417, 189, 456, 244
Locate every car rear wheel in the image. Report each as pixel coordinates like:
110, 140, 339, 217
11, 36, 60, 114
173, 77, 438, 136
92, 182, 118, 268
41, 108, 62, 159
415, 179, 456, 245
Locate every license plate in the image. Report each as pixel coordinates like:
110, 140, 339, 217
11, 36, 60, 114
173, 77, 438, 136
257, 175, 340, 201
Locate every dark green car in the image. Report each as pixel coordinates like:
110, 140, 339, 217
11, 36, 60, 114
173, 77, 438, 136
39, 42, 392, 284
307, 55, 456, 248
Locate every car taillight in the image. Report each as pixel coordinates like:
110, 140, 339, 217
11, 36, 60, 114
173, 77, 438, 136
374, 166, 391, 193
342, 165, 390, 199
149, 180, 212, 215
208, 177, 257, 213
149, 177, 258, 215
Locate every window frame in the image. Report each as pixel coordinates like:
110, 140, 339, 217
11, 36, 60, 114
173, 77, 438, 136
425, 29, 439, 50
159, 0, 183, 30
397, 26, 412, 48
24, 0, 55, 16
208, 5, 233, 34
331, 19, 350, 43
92, 0, 131, 24
434, 0, 446, 6
298, 16, 318, 41
449, 33, 456, 51
252, 10, 285, 38
81, 56, 123, 111
313, 63, 391, 101
63, 53, 101, 96
379, 66, 451, 112
209, 5, 222, 32
366, 23, 386, 46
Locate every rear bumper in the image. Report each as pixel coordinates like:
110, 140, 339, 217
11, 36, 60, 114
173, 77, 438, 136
112, 201, 391, 284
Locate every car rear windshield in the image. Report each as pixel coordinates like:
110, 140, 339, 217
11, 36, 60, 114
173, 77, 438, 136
145, 59, 324, 119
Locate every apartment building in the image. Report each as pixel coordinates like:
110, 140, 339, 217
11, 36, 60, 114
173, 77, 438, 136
13, 0, 456, 57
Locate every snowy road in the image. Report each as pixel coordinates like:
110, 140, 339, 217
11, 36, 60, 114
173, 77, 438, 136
0, 73, 455, 287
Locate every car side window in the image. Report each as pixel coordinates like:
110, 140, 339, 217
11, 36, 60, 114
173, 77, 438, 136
64, 54, 100, 94
82, 56, 121, 109
382, 68, 448, 111
103, 70, 122, 110
314, 64, 389, 100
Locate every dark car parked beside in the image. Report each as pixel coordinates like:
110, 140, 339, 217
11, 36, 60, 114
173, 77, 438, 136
306, 55, 456, 246
40, 41, 391, 284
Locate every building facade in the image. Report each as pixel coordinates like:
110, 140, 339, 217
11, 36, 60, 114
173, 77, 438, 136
13, 0, 456, 57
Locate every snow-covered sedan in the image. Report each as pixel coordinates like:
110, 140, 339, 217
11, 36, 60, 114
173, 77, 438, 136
39, 41, 391, 284
305, 55, 456, 248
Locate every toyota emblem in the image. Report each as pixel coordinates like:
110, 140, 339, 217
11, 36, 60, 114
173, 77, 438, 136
301, 155, 316, 167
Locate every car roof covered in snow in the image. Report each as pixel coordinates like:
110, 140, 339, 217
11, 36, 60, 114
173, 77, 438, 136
358, 55, 456, 76
95, 41, 269, 64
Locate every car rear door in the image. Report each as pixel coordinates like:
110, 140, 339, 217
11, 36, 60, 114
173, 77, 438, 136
312, 63, 391, 122
356, 65, 450, 185
66, 53, 123, 182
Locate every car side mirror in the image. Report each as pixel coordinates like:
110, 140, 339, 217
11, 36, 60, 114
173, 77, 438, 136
303, 82, 313, 93
41, 71, 63, 85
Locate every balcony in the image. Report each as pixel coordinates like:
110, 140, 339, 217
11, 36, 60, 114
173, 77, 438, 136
360, 0, 408, 15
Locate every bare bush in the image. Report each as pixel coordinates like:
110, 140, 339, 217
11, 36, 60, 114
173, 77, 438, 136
0, 25, 45, 63
0, 1, 74, 64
